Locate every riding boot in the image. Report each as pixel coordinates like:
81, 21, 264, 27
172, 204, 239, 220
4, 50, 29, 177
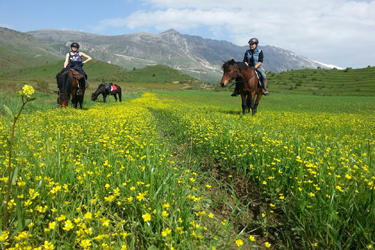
262, 79, 269, 96
231, 84, 240, 96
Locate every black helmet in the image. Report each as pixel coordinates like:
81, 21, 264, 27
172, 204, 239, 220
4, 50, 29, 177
248, 38, 259, 45
71, 42, 80, 48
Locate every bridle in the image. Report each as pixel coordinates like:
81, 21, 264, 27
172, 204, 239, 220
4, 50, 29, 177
225, 64, 243, 87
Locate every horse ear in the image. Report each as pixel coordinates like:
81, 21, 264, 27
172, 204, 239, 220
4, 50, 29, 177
230, 59, 235, 64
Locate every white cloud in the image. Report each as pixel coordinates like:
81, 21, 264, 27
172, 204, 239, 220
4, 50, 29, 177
94, 0, 375, 67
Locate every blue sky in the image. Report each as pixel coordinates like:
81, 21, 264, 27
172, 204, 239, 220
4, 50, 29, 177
1, 0, 374, 69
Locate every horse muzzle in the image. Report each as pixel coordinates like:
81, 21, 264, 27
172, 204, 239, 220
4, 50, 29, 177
220, 81, 229, 87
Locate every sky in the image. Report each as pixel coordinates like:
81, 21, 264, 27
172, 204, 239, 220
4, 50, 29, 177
1, 0, 374, 69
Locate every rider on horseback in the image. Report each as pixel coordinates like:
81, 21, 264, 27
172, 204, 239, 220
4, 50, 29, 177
232, 38, 269, 96
64, 42, 92, 95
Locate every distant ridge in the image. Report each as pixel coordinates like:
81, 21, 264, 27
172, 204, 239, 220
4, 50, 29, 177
1, 27, 342, 82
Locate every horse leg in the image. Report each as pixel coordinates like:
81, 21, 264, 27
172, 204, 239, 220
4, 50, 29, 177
103, 94, 107, 103
72, 96, 77, 109
246, 96, 251, 113
253, 93, 262, 115
241, 94, 247, 115
79, 95, 83, 109
249, 91, 256, 115
114, 94, 117, 102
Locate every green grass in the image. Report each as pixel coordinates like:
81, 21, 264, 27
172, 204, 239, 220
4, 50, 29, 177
1, 84, 375, 249
266, 66, 375, 96
155, 90, 375, 114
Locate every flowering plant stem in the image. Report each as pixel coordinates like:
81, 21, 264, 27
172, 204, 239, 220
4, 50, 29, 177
2, 90, 35, 230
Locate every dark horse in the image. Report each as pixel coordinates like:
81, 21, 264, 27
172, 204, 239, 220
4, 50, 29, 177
91, 83, 122, 102
220, 59, 262, 115
56, 69, 85, 108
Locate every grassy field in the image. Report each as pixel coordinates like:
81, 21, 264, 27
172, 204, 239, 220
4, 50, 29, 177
265, 66, 375, 96
0, 86, 374, 249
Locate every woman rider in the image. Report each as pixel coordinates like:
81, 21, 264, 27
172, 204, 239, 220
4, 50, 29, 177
64, 42, 92, 91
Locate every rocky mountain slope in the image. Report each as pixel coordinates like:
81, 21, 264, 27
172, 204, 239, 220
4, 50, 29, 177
2, 27, 338, 82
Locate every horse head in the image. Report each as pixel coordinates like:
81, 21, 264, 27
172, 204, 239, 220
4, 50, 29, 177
59, 93, 70, 108
91, 92, 98, 101
220, 59, 239, 87
56, 69, 73, 108
91, 83, 107, 101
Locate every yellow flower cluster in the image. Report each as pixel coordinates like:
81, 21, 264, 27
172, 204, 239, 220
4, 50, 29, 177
19, 84, 35, 97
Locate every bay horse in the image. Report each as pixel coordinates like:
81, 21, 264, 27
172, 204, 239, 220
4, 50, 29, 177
220, 59, 262, 115
56, 69, 85, 109
91, 83, 122, 103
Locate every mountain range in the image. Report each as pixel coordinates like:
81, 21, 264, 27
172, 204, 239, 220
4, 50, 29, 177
1, 27, 339, 83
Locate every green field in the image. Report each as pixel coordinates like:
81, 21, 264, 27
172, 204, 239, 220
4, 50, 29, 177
265, 66, 375, 96
0, 85, 374, 249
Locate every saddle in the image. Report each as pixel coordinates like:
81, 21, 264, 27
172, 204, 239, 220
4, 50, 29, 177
104, 83, 117, 91
254, 69, 263, 87
71, 70, 85, 80
56, 68, 85, 80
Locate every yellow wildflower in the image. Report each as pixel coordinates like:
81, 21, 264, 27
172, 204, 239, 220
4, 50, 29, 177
63, 220, 74, 231
142, 213, 151, 222
235, 239, 243, 247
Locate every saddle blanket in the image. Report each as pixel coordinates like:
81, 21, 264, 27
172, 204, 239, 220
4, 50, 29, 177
111, 85, 117, 91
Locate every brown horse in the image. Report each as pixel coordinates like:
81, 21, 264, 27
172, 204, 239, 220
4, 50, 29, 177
220, 59, 262, 115
91, 83, 122, 103
56, 69, 85, 109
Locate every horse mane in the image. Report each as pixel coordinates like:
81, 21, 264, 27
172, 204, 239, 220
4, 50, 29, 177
57, 69, 72, 94
222, 60, 248, 71
236, 62, 249, 69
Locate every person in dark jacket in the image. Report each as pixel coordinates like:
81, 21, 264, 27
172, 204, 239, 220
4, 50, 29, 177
232, 38, 269, 96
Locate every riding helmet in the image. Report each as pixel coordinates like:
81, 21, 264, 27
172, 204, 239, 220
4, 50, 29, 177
248, 38, 259, 45
71, 42, 80, 48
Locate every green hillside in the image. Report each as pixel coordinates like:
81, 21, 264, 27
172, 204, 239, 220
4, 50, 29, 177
0, 59, 202, 84
213, 66, 375, 96
0, 27, 61, 74
267, 66, 375, 96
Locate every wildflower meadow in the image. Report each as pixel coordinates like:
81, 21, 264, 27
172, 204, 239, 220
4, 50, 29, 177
0, 87, 374, 249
